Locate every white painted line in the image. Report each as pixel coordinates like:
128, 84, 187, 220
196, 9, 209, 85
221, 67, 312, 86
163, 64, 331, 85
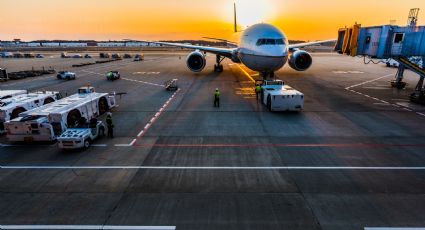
114, 144, 131, 147
131, 88, 181, 144
0, 225, 176, 230
417, 112, 425, 117
129, 139, 137, 146
365, 228, 425, 230
346, 73, 393, 89
137, 130, 145, 137
403, 108, 413, 112
2, 166, 425, 170
91, 144, 107, 147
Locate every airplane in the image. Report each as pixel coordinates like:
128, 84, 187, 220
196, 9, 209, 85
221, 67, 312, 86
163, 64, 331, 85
141, 3, 336, 79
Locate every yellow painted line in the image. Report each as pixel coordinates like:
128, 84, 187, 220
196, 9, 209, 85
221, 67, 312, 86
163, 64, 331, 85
236, 64, 256, 83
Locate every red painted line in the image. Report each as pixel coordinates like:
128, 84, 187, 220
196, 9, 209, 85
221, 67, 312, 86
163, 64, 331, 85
132, 89, 180, 145
132, 143, 425, 148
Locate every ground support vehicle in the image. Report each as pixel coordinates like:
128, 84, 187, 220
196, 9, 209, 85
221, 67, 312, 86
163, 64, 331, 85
260, 80, 304, 112
106, 71, 120, 81
58, 120, 105, 149
0, 91, 60, 133
5, 87, 116, 142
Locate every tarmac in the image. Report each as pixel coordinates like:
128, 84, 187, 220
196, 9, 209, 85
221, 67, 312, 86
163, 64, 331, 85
0, 52, 425, 230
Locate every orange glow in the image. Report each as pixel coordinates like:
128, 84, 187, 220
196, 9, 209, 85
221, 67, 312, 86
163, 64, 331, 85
0, 0, 424, 41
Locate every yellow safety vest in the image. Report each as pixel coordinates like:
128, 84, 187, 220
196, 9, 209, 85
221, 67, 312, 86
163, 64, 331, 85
215, 91, 220, 99
255, 86, 261, 92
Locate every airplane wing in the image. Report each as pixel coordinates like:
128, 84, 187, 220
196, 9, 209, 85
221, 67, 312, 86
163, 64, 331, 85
288, 39, 336, 50
146, 41, 236, 58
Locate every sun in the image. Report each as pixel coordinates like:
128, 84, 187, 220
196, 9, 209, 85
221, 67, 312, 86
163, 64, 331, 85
235, 0, 277, 28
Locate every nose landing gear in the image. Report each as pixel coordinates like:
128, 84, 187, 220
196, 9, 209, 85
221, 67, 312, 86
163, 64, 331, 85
214, 55, 225, 72
261, 71, 275, 80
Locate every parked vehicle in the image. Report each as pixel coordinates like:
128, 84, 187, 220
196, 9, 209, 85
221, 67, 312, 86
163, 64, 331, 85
24, 53, 35, 58
84, 54, 92, 58
35, 54, 44, 58
106, 71, 120, 81
134, 54, 144, 61
99, 53, 110, 58
5, 86, 117, 142
123, 54, 132, 58
57, 119, 106, 149
0, 91, 61, 133
0, 69, 8, 81
0, 52, 13, 58
57, 71, 76, 80
72, 54, 83, 58
111, 53, 121, 59
61, 52, 70, 58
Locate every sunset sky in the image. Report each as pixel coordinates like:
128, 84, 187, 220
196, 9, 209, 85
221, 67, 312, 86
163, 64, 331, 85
1, 0, 424, 41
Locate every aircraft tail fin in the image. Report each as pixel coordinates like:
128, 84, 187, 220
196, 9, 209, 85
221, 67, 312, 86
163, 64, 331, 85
234, 3, 238, 33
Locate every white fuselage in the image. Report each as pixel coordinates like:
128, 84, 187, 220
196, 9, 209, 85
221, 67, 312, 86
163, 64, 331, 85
237, 23, 289, 72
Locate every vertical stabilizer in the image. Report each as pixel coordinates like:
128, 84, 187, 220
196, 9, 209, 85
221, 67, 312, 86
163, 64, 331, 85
234, 3, 238, 33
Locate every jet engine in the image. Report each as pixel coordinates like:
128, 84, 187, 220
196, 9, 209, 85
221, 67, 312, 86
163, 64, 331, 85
186, 50, 206, 72
288, 50, 312, 71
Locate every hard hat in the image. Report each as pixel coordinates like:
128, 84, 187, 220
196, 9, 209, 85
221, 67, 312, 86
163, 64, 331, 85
107, 112, 112, 116
216, 88, 219, 91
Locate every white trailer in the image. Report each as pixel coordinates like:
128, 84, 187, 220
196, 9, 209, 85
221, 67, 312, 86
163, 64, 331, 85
5, 87, 116, 142
261, 80, 304, 112
0, 91, 61, 133
0, 90, 27, 100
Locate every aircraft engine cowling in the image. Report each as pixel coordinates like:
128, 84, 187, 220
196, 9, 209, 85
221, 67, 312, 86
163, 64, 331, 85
186, 50, 206, 72
288, 50, 312, 71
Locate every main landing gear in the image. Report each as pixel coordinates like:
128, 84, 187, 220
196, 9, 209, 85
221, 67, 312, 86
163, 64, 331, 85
214, 55, 225, 72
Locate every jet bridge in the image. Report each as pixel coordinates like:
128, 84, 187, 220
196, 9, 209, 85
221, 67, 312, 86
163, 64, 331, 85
335, 24, 425, 104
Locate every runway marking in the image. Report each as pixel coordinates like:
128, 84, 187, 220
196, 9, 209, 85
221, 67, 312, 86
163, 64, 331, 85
90, 144, 107, 147
345, 74, 393, 90
2, 165, 425, 170
132, 143, 425, 148
236, 64, 256, 83
343, 73, 425, 118
0, 225, 176, 230
333, 70, 365, 74
365, 228, 425, 230
133, 71, 161, 75
132, 89, 181, 144
121, 77, 163, 87
114, 144, 132, 147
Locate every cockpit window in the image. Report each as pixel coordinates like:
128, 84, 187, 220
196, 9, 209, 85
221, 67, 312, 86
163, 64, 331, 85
256, 38, 285, 46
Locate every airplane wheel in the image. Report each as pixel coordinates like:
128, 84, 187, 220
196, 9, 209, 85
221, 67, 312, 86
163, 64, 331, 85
219, 65, 223, 72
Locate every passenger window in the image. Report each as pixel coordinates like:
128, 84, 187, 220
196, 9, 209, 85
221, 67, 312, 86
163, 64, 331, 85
394, 33, 404, 43
256, 39, 264, 46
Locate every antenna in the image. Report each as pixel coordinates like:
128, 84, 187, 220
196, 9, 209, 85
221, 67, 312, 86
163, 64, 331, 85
234, 3, 238, 33
407, 8, 420, 27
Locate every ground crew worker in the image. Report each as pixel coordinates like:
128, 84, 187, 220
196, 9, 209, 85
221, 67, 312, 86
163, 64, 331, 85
214, 88, 220, 107
106, 112, 114, 138
255, 84, 261, 100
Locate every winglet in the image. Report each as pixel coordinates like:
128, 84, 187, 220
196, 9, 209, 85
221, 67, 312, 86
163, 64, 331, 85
234, 3, 238, 33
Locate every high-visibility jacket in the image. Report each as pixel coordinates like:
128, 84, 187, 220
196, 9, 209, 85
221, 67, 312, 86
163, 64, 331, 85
255, 85, 261, 92
214, 91, 220, 99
